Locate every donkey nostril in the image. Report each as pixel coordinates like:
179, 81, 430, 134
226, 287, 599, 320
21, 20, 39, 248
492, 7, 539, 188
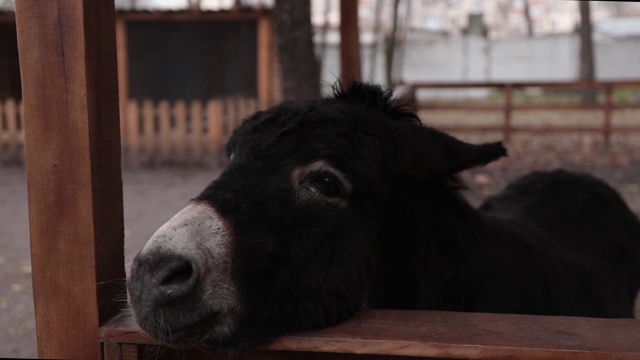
159, 260, 194, 288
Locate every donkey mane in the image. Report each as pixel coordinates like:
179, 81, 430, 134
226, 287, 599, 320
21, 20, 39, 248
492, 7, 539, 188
331, 81, 421, 127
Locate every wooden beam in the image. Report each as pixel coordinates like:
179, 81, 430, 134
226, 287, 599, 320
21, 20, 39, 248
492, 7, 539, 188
15, 1, 125, 359
100, 309, 640, 359
257, 13, 274, 110
340, 0, 360, 86
116, 15, 129, 138
118, 10, 265, 22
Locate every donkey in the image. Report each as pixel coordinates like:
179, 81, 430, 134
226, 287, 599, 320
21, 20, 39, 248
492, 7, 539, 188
127, 82, 640, 350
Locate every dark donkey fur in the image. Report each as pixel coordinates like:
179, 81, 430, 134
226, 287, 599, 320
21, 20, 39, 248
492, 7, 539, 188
127, 82, 640, 350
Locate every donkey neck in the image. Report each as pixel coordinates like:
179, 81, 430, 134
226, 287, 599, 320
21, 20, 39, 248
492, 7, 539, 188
369, 176, 485, 310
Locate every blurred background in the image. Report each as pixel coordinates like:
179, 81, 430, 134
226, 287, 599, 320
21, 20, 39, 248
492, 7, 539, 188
1, 0, 639, 357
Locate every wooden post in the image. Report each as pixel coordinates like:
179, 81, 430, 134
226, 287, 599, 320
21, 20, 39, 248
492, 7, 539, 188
503, 84, 513, 142
142, 99, 155, 164
190, 100, 204, 165
340, 0, 361, 86
158, 100, 171, 163
206, 99, 224, 160
603, 85, 613, 146
126, 100, 140, 166
175, 100, 188, 165
3, 98, 18, 161
116, 16, 129, 143
15, 1, 125, 359
257, 13, 273, 110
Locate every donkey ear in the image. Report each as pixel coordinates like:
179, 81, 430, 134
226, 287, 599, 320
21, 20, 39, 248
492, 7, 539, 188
392, 124, 507, 179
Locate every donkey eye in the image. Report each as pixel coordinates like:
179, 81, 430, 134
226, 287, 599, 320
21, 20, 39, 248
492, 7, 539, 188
307, 173, 344, 198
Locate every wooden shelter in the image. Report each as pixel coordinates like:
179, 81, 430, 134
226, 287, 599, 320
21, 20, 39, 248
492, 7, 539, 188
2, 7, 277, 107
14, 1, 640, 359
115, 8, 276, 109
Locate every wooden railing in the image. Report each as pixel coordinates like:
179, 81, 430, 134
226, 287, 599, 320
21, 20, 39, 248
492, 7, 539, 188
0, 97, 257, 166
100, 309, 640, 359
404, 80, 640, 143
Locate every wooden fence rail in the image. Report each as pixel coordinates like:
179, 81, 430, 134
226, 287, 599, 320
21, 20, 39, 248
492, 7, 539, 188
100, 309, 640, 359
0, 97, 257, 166
404, 80, 640, 144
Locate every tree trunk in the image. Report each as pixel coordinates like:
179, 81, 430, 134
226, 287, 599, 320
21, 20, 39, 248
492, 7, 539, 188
274, 0, 321, 101
523, 0, 533, 37
579, 1, 596, 104
384, 0, 401, 89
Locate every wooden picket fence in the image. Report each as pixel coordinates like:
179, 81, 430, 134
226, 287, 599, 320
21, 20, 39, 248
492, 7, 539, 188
0, 98, 23, 165
0, 97, 258, 166
120, 97, 258, 166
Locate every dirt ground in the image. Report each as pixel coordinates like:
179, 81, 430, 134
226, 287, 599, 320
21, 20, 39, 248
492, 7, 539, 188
1, 133, 640, 358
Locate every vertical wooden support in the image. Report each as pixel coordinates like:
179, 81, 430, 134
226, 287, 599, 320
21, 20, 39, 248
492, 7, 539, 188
102, 343, 140, 360
603, 85, 613, 146
158, 100, 171, 163
257, 13, 274, 110
206, 99, 224, 159
190, 100, 203, 165
226, 97, 239, 132
174, 100, 187, 164
141, 99, 155, 164
340, 0, 361, 86
116, 16, 129, 143
3, 98, 18, 161
15, 1, 125, 359
126, 100, 140, 167
503, 84, 513, 142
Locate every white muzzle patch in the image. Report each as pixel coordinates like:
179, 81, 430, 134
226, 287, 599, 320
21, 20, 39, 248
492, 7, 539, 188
141, 201, 241, 338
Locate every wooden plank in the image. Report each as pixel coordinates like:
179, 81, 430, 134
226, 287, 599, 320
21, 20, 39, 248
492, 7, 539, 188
410, 80, 640, 90
603, 85, 613, 146
121, 344, 141, 360
206, 99, 224, 160
158, 100, 171, 164
436, 125, 606, 134
142, 99, 155, 164
226, 97, 239, 135
119, 10, 266, 22
503, 84, 513, 141
116, 16, 128, 144
0, 99, 7, 161
103, 342, 123, 360
17, 100, 25, 163
416, 103, 608, 111
190, 100, 204, 165
257, 13, 274, 110
100, 310, 640, 359
4, 98, 18, 161
125, 100, 140, 166
174, 100, 188, 165
0, 100, 4, 160
103, 343, 142, 360
15, 1, 125, 359
239, 97, 255, 123
173, 100, 187, 164
340, 0, 361, 85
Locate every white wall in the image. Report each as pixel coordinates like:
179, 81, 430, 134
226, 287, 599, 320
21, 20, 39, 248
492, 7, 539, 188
317, 33, 640, 95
